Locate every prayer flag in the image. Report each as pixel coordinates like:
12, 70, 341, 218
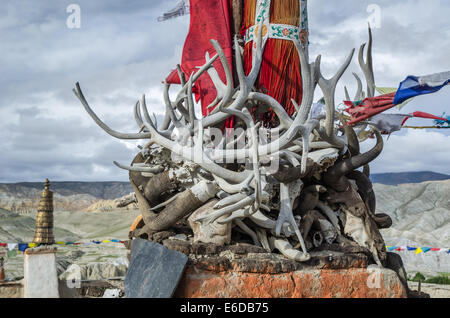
7, 243, 17, 251
376, 87, 412, 110
345, 92, 397, 125
157, 0, 190, 22
393, 71, 450, 104
367, 113, 411, 133
7, 250, 17, 258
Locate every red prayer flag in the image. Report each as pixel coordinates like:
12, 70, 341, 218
166, 0, 234, 117
411, 111, 448, 122
345, 92, 397, 125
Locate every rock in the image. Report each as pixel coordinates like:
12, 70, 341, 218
188, 199, 231, 246
171, 234, 188, 241
152, 231, 176, 243
124, 239, 188, 298
103, 288, 123, 298
59, 262, 128, 281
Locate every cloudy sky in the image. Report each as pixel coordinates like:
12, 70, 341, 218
0, 0, 449, 183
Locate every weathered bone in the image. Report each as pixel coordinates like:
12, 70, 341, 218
133, 180, 218, 235
270, 237, 310, 262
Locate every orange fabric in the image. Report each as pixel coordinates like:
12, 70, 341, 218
129, 214, 143, 233
243, 0, 303, 125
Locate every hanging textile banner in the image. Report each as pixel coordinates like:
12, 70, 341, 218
165, 0, 234, 117
242, 0, 308, 118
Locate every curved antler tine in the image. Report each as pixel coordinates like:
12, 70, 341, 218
152, 113, 158, 128
293, 39, 318, 124
344, 87, 351, 101
177, 64, 186, 86
134, 100, 145, 129
160, 112, 172, 131
186, 73, 196, 130
113, 161, 164, 173
352, 72, 363, 100
174, 54, 219, 106
73, 82, 151, 140
292, 99, 300, 112
163, 81, 182, 129
317, 49, 355, 147
247, 21, 264, 87
337, 112, 360, 156
332, 49, 355, 86
210, 39, 234, 105
234, 36, 247, 91
358, 24, 375, 97
140, 95, 154, 128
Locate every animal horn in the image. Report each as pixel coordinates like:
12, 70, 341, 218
324, 129, 383, 191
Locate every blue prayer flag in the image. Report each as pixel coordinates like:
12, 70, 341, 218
393, 71, 450, 105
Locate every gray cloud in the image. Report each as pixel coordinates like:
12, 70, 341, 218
0, 0, 449, 182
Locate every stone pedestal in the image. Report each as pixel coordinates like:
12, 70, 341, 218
23, 246, 59, 298
156, 239, 408, 298
175, 267, 407, 298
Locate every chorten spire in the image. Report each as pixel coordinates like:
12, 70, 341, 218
32, 179, 55, 245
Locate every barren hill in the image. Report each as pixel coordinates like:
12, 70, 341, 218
0, 182, 133, 213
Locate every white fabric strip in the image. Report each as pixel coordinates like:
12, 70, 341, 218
245, 0, 308, 47
418, 71, 450, 87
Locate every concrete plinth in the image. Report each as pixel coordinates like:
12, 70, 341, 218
23, 246, 59, 298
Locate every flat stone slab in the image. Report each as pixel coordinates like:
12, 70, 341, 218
124, 239, 188, 298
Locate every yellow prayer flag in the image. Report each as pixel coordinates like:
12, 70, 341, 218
415, 247, 423, 254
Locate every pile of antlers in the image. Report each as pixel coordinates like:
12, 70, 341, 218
74, 25, 392, 266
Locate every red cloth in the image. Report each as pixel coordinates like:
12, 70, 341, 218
0, 243, 6, 248
244, 40, 303, 118
166, 0, 234, 117
345, 92, 397, 125
411, 111, 447, 122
